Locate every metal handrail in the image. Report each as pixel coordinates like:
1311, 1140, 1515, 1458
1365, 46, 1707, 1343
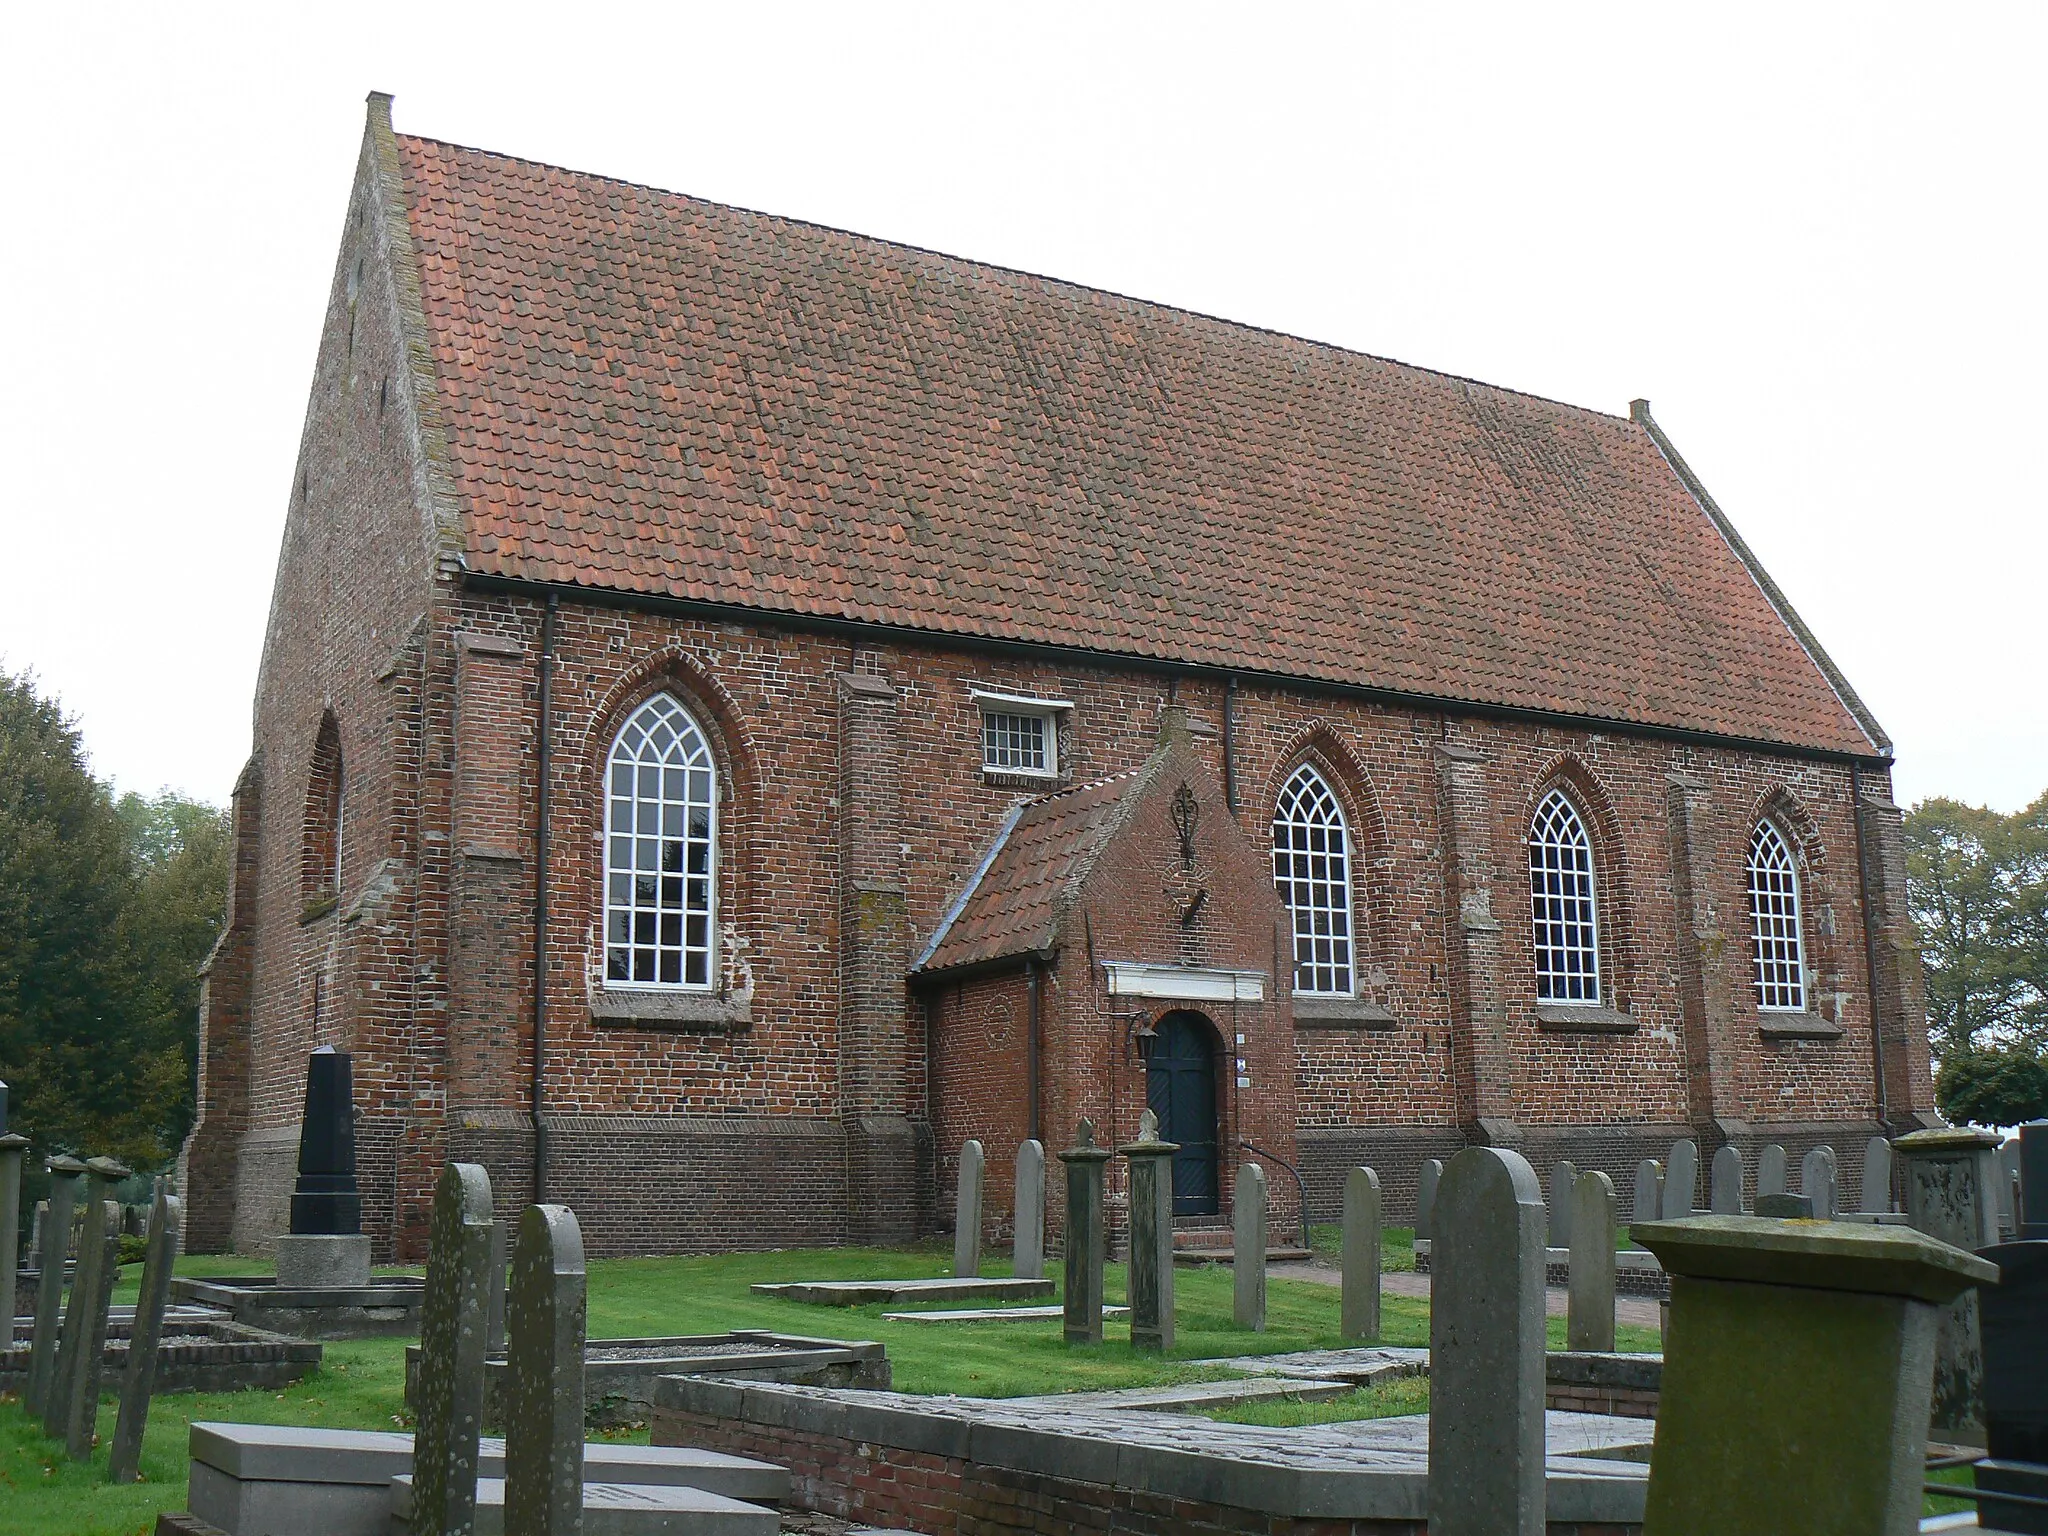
1239, 1138, 1311, 1250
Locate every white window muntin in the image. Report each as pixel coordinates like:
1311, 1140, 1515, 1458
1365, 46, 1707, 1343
1747, 820, 1807, 1013
1529, 788, 1602, 1005
604, 694, 717, 990
1273, 764, 1355, 996
971, 689, 1067, 777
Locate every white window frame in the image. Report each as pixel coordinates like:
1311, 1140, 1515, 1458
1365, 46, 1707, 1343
1272, 764, 1356, 997
1529, 788, 1602, 1005
1747, 820, 1808, 1013
603, 693, 719, 991
970, 688, 1070, 780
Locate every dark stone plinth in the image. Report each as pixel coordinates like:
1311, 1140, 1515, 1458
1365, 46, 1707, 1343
1977, 1239, 2048, 1467
289, 1048, 361, 1236
2022, 1122, 2048, 1241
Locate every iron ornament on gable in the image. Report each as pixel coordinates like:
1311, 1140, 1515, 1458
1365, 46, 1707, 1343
1171, 782, 1199, 870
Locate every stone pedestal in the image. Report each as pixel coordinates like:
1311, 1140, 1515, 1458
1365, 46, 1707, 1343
1897, 1125, 2002, 1445
1633, 1215, 1996, 1535
1057, 1123, 1110, 1345
275, 1234, 372, 1290
1121, 1113, 1177, 1352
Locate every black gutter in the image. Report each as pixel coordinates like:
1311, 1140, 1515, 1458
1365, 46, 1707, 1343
460, 571, 1894, 771
532, 592, 558, 1203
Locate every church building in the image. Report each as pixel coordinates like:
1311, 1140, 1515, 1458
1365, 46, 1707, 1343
181, 96, 1938, 1260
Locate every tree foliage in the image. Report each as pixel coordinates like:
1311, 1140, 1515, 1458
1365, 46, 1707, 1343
0, 670, 228, 1168
1935, 1048, 2048, 1129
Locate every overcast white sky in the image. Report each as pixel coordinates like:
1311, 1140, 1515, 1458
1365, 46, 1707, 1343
2, 3, 2041, 813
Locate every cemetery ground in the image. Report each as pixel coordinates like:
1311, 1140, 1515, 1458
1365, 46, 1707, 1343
5, 1237, 1657, 1535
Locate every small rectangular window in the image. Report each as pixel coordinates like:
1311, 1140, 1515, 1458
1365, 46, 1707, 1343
983, 711, 1050, 773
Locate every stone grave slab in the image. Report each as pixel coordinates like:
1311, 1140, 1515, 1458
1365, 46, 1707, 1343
390, 1475, 778, 1536
167, 1274, 426, 1340
879, 1304, 1127, 1324
189, 1421, 788, 1536
750, 1276, 1051, 1307
1, 1315, 321, 1395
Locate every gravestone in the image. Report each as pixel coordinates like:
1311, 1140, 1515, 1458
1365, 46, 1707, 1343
1800, 1144, 1838, 1219
1567, 1169, 1616, 1353
108, 1186, 182, 1483
62, 1189, 124, 1459
1013, 1138, 1046, 1280
1547, 1161, 1577, 1249
1232, 1162, 1268, 1331
1341, 1166, 1381, 1342
1974, 1233, 2048, 1531
1120, 1111, 1177, 1352
29, 1198, 47, 1271
0, 1126, 27, 1349
952, 1139, 984, 1279
1709, 1145, 1744, 1215
1633, 1215, 1996, 1535
1861, 1135, 1893, 1215
1661, 1139, 1698, 1219
2022, 1121, 2048, 1239
1058, 1122, 1110, 1345
48, 1156, 127, 1449
412, 1162, 495, 1536
1999, 1138, 2023, 1239
1632, 1160, 1664, 1226
1895, 1126, 2001, 1445
1428, 1146, 1546, 1536
277, 1048, 371, 1290
1416, 1157, 1442, 1242
485, 1217, 510, 1356
1758, 1143, 1789, 1201
504, 1203, 587, 1536
26, 1156, 85, 1415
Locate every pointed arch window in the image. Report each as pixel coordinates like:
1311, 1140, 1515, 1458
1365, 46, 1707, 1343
1747, 820, 1807, 1012
605, 694, 717, 988
1273, 764, 1354, 996
302, 712, 344, 906
1529, 789, 1601, 1004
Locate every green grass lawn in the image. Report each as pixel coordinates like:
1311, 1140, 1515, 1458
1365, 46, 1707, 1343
7, 1240, 1656, 1536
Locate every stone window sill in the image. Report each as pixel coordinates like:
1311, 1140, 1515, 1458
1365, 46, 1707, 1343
1292, 996, 1399, 1031
1534, 1004, 1639, 1034
1758, 1013, 1844, 1041
298, 895, 339, 926
589, 987, 753, 1033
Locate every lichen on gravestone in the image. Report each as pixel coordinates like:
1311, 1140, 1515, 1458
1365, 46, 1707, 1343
503, 1203, 586, 1536
411, 1162, 495, 1536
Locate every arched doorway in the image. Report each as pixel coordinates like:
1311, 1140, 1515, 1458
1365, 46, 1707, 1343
1146, 1011, 1220, 1217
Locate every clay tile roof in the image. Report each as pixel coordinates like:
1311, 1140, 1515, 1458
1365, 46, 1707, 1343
915, 770, 1147, 977
395, 133, 1882, 758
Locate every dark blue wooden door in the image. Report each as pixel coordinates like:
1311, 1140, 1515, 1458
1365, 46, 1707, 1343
1146, 1011, 1219, 1216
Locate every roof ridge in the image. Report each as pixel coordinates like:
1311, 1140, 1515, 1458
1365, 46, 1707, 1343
395, 130, 1631, 426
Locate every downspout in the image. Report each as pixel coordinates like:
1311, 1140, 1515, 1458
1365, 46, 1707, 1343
1026, 958, 1044, 1143
1223, 675, 1239, 814
1850, 763, 1891, 1129
532, 593, 558, 1202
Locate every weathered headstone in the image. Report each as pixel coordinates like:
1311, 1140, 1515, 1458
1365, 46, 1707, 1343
1800, 1144, 1838, 1220
2021, 1121, 2048, 1239
503, 1202, 587, 1536
29, 1197, 47, 1271
1973, 1232, 2048, 1530
1567, 1169, 1616, 1353
484, 1217, 510, 1357
1632, 1160, 1664, 1226
1998, 1138, 2022, 1238
1895, 1126, 2001, 1445
62, 1190, 124, 1459
1013, 1139, 1046, 1280
1758, 1142, 1788, 1201
1634, 1215, 1995, 1535
1547, 1160, 1577, 1249
1232, 1162, 1268, 1331
47, 1155, 127, 1449
276, 1048, 371, 1290
1120, 1111, 1177, 1352
1416, 1157, 1442, 1242
1428, 1146, 1546, 1536
1661, 1139, 1698, 1219
412, 1162, 495, 1536
0, 1126, 27, 1349
1341, 1166, 1381, 1342
108, 1187, 182, 1483
1058, 1122, 1110, 1345
1709, 1145, 1744, 1215
26, 1156, 85, 1415
952, 1139, 984, 1278
1861, 1135, 1893, 1216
